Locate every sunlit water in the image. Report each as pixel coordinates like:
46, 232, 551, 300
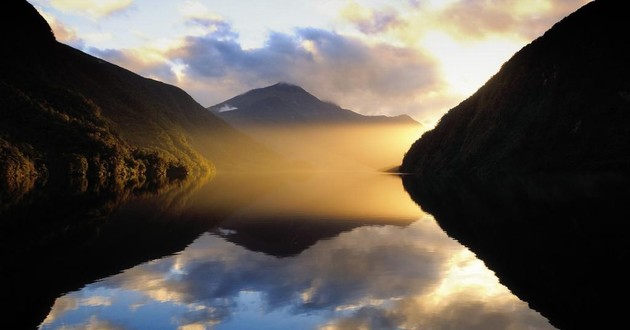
37, 172, 554, 329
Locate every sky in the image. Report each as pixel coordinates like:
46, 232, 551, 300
29, 0, 591, 126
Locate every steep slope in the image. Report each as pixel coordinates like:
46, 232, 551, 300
401, 0, 630, 177
208, 82, 418, 126
209, 83, 422, 170
1, 1, 277, 197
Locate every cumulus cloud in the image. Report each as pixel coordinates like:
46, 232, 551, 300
340, 1, 404, 34
49, 0, 134, 19
166, 20, 442, 118
430, 0, 586, 40
89, 47, 178, 82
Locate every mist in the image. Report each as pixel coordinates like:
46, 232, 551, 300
201, 121, 425, 173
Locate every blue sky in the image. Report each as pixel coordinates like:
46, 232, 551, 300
29, 0, 590, 126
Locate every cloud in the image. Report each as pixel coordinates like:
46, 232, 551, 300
165, 21, 442, 119
37, 7, 85, 48
75, 1, 590, 125
421, 0, 592, 41
340, 1, 403, 34
89, 47, 177, 82
49, 0, 134, 19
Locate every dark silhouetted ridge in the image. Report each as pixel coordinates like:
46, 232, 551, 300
401, 0, 630, 177
1, 0, 54, 52
1, 0, 280, 198
401, 1, 630, 328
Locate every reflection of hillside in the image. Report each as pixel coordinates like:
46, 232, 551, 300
402, 173, 630, 330
1, 172, 214, 330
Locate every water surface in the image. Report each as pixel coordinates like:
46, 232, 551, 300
7, 172, 555, 329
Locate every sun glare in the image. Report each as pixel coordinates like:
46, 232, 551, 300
422, 31, 523, 97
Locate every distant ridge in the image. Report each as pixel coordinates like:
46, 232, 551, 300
208, 82, 418, 126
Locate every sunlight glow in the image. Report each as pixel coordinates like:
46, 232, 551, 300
430, 249, 507, 302
171, 62, 187, 84
513, 0, 553, 15
422, 31, 523, 96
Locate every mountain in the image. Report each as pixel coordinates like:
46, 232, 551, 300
401, 0, 630, 177
208, 82, 418, 126
0, 0, 278, 199
208, 83, 422, 170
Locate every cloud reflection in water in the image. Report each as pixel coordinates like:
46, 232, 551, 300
40, 213, 554, 330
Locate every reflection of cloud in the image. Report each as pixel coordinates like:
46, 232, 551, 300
80, 296, 112, 307
49, 0, 133, 19
323, 298, 552, 330
41, 296, 78, 325
44, 216, 554, 329
55, 315, 123, 330
41, 295, 113, 326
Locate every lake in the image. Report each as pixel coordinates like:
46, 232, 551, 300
4, 172, 556, 329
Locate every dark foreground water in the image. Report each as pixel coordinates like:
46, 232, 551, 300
2, 171, 573, 329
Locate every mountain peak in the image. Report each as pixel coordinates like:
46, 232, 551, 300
271, 82, 301, 88
209, 83, 420, 127
255, 82, 310, 95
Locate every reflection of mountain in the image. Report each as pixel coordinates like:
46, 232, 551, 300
209, 172, 421, 257
0, 1, 278, 200
402, 174, 630, 329
401, 0, 630, 176
214, 215, 414, 257
209, 83, 422, 170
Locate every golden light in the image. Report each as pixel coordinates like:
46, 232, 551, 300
421, 31, 524, 97
427, 248, 511, 305
50, 0, 133, 19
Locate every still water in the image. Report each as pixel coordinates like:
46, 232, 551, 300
23, 172, 553, 329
